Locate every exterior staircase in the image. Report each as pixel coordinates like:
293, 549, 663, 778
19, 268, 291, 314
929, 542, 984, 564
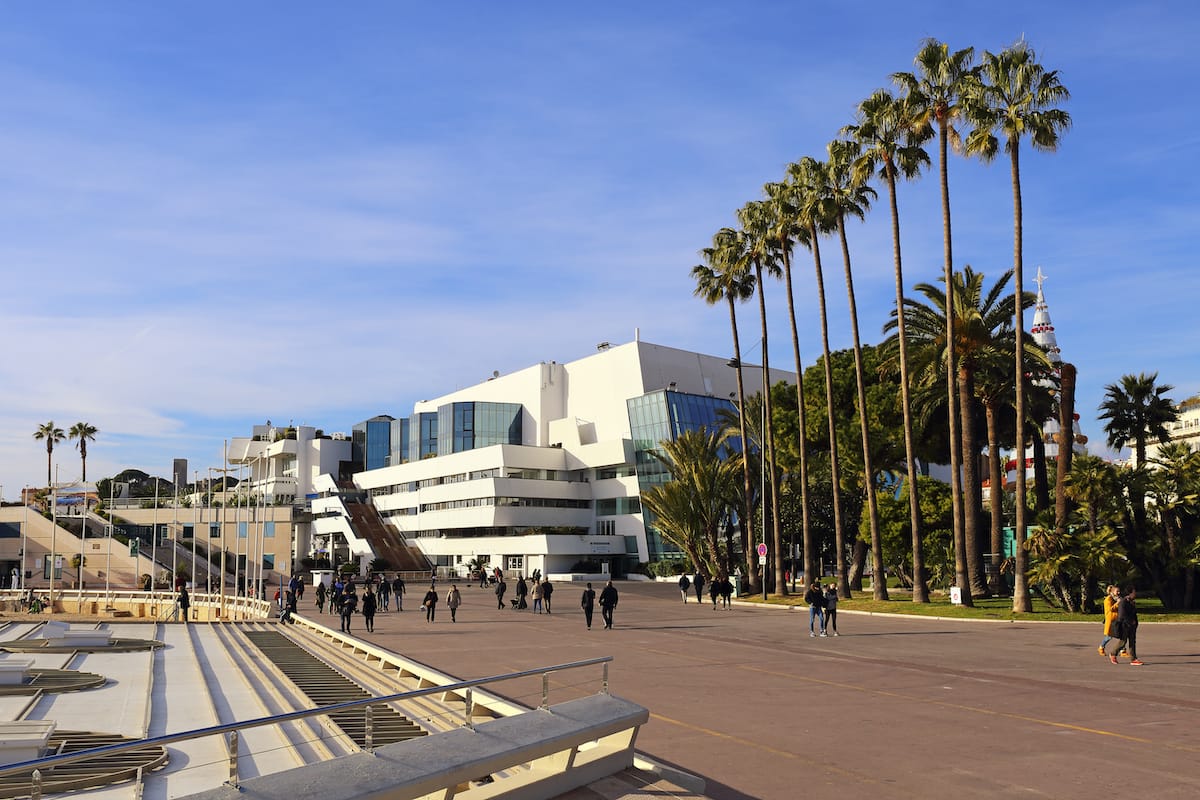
342, 501, 430, 573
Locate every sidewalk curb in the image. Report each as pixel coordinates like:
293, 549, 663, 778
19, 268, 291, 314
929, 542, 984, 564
725, 600, 1200, 624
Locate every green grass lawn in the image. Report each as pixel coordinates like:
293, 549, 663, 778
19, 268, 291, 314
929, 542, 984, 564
745, 590, 1200, 622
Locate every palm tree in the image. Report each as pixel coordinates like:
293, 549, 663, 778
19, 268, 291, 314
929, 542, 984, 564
823, 139, 887, 600
1099, 372, 1178, 535
964, 39, 1071, 613
692, 229, 759, 588
641, 428, 741, 577
844, 88, 932, 602
789, 156, 850, 598
34, 421, 65, 487
762, 179, 810, 594
736, 201, 785, 594
68, 422, 99, 482
894, 40, 976, 605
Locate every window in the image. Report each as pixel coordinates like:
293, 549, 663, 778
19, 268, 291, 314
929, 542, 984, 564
262, 554, 275, 571
264, 522, 276, 539
182, 524, 194, 539
209, 523, 220, 538
238, 522, 248, 539
42, 558, 63, 580
507, 556, 524, 571
597, 520, 616, 535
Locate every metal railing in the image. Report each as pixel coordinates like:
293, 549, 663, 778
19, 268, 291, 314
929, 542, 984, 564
0, 656, 612, 793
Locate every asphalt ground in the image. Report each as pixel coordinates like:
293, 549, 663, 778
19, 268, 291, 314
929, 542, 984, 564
315, 580, 1200, 800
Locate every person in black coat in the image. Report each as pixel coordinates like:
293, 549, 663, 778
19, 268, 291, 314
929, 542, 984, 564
693, 572, 706, 604
599, 580, 619, 630
361, 588, 377, 632
340, 587, 358, 634
177, 587, 190, 624
495, 577, 507, 609
514, 577, 528, 610
422, 584, 438, 622
581, 582, 596, 629
804, 581, 827, 637
1111, 587, 1144, 666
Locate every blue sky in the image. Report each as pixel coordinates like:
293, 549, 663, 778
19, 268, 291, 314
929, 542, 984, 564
2, 1, 1197, 496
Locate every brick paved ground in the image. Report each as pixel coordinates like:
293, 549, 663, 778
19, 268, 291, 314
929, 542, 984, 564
353, 579, 1200, 800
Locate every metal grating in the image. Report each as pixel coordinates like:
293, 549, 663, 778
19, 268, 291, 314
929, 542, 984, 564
242, 629, 427, 748
0, 731, 167, 799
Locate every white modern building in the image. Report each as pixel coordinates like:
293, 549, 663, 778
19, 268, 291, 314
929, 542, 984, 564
1142, 393, 1200, 466
349, 337, 790, 579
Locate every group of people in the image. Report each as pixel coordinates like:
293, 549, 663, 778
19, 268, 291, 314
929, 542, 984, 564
493, 574, 557, 613
677, 573, 734, 609
804, 581, 840, 637
1099, 584, 1143, 665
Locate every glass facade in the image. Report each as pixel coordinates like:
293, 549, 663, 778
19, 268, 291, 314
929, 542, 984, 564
437, 402, 523, 456
626, 389, 737, 561
353, 416, 395, 471
410, 412, 438, 461
390, 418, 410, 466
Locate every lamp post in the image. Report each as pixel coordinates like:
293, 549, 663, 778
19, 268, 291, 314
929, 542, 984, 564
20, 486, 28, 591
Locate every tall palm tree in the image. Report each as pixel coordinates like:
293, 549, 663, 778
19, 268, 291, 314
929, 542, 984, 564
34, 421, 65, 487
844, 88, 932, 603
789, 156, 850, 598
824, 139, 887, 601
692, 228, 759, 588
894, 40, 976, 604
68, 422, 99, 482
736, 201, 785, 594
964, 39, 1071, 612
762, 179, 810, 594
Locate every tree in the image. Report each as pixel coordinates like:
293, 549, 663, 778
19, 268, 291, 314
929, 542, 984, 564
824, 138, 887, 601
68, 422, 99, 482
736, 201, 785, 593
1099, 372, 1177, 535
789, 156, 850, 598
763, 179, 811, 594
894, 39, 977, 608
844, 87, 932, 602
641, 428, 740, 578
34, 421, 66, 487
964, 38, 1071, 613
693, 228, 760, 589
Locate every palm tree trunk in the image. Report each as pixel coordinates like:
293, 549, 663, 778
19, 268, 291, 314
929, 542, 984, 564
836, 213, 887, 601
885, 166, 927, 603
727, 296, 760, 593
80, 441, 88, 482
809, 223, 849, 599
781, 249, 808, 595
959, 369, 986, 598
985, 399, 1005, 595
1054, 363, 1077, 544
939, 119, 971, 606
1011, 143, 1032, 613
753, 259, 784, 595
46, 444, 53, 488
1033, 435, 1051, 513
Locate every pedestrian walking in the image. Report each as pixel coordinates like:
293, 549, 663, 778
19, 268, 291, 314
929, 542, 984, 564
531, 579, 544, 613
599, 580, 618, 630
1099, 584, 1120, 655
446, 584, 462, 622
379, 577, 391, 611
495, 577, 507, 609
315, 581, 327, 614
392, 575, 406, 611
1110, 586, 1144, 666
478, 569, 489, 589
178, 586, 190, 624
824, 583, 840, 635
423, 584, 438, 622
708, 576, 720, 609
678, 574, 690, 603
362, 588, 377, 632
541, 578, 554, 613
693, 572, 706, 604
805, 581, 827, 637
515, 577, 528, 610
340, 586, 358, 634
719, 575, 733, 609
581, 582, 596, 630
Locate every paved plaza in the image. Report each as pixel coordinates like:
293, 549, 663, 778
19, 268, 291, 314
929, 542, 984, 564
353, 579, 1200, 800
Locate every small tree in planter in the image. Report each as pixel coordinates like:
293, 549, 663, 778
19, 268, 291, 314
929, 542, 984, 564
70, 554, 87, 588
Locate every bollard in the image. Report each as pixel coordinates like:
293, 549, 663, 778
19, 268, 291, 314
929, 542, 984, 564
540, 672, 550, 710
31, 768, 42, 800
602, 662, 610, 695
365, 704, 374, 752
465, 688, 475, 731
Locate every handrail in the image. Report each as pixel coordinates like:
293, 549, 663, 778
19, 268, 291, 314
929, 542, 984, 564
0, 655, 613, 781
